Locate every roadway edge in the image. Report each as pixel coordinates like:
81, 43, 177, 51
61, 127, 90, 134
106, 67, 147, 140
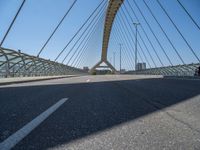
0, 75, 79, 86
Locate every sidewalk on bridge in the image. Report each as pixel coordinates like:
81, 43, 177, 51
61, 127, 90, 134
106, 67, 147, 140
0, 75, 78, 86
163, 75, 200, 80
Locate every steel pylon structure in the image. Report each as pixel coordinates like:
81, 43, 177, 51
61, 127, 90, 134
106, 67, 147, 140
90, 0, 124, 74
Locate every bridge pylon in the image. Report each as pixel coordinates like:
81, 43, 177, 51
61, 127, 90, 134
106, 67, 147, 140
90, 0, 124, 74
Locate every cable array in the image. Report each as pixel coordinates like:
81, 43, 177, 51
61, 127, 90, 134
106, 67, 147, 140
1, 0, 199, 72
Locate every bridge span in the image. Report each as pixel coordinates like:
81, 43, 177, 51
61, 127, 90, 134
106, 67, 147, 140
0, 0, 199, 77
0, 0, 200, 149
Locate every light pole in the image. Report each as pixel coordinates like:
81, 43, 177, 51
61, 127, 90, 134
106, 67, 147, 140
119, 44, 122, 73
113, 52, 116, 68
133, 22, 140, 71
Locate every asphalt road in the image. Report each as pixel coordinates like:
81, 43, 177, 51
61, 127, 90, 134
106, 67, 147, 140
0, 75, 200, 150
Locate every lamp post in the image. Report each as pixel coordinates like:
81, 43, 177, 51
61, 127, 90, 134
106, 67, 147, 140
133, 22, 140, 71
113, 52, 116, 68
119, 44, 122, 73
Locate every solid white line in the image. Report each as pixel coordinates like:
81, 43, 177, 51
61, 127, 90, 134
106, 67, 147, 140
0, 98, 68, 150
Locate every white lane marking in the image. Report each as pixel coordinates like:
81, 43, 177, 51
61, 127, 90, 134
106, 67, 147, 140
0, 98, 68, 150
86, 79, 90, 82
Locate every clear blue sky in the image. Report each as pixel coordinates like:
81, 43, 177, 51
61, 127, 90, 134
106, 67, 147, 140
0, 0, 200, 70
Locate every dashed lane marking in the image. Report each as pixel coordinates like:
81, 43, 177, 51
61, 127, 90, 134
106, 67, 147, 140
86, 79, 90, 82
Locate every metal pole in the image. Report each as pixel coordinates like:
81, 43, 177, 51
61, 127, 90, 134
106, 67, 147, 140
0, 0, 26, 47
133, 23, 140, 70
113, 52, 116, 68
119, 44, 122, 73
135, 25, 137, 70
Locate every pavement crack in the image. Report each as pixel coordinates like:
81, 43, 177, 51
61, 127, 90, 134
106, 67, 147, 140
165, 111, 200, 134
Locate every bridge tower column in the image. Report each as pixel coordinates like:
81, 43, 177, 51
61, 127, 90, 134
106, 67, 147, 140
90, 0, 124, 74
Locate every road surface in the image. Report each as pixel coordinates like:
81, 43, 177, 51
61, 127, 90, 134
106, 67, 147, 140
0, 75, 200, 150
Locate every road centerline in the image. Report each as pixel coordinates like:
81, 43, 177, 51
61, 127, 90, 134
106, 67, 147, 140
0, 98, 68, 150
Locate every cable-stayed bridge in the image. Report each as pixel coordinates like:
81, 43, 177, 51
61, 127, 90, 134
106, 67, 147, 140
0, 0, 199, 77
0, 0, 200, 149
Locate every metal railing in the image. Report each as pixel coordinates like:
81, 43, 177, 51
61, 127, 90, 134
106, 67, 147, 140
0, 47, 87, 78
126, 63, 200, 76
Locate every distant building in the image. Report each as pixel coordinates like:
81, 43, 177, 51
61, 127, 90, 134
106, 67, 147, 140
136, 63, 146, 71
83, 66, 89, 72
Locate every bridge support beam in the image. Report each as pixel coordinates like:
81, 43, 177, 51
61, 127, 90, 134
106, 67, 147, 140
89, 60, 117, 74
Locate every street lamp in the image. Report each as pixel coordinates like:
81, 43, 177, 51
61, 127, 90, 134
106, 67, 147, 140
119, 43, 122, 73
133, 22, 140, 71
113, 52, 116, 68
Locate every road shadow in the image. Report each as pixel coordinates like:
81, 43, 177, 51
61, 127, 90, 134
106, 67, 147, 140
0, 77, 200, 149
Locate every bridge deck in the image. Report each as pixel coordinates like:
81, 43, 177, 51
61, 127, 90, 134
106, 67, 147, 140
0, 75, 200, 149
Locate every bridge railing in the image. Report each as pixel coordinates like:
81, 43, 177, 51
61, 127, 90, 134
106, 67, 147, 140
0, 47, 87, 78
125, 63, 200, 76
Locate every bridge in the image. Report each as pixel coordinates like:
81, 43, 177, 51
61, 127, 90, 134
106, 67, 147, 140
0, 0, 200, 149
